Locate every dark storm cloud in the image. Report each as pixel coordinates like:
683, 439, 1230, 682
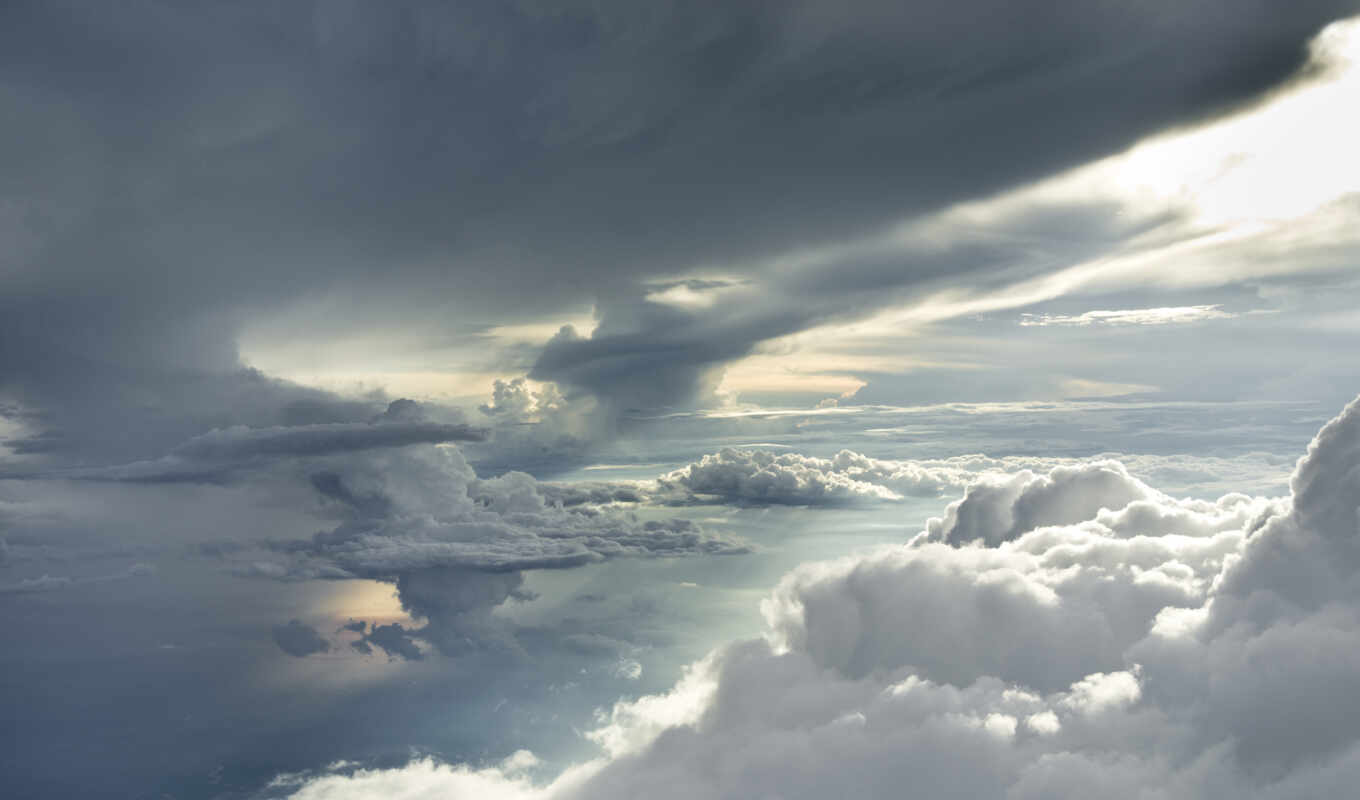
3, 0, 1356, 454
358, 622, 425, 661
19, 418, 486, 484
528, 228, 1089, 412
271, 619, 332, 657
166, 420, 484, 463
531, 306, 764, 415
387, 568, 532, 657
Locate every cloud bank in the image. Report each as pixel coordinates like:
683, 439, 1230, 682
272, 394, 1360, 799
617, 446, 1287, 510
229, 444, 748, 659
652, 448, 977, 505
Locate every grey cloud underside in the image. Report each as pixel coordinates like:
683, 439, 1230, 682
3, 0, 1357, 451
0, 562, 155, 594
169, 421, 485, 460
527, 227, 1145, 412
271, 619, 331, 658
45, 419, 487, 483
281, 394, 1360, 800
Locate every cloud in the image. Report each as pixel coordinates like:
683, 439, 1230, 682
643, 279, 747, 310
0, 574, 72, 594
13, 400, 749, 660
1, 3, 1353, 468
572, 16, 1360, 413
274, 392, 1360, 799
271, 619, 331, 658
355, 622, 425, 662
384, 568, 533, 657
652, 447, 978, 505
914, 458, 1278, 548
8, 0, 1340, 456
0, 562, 155, 595
61, 416, 487, 483
7, 398, 749, 659
271, 752, 549, 800
171, 420, 485, 461
1019, 305, 1237, 327
6, 6, 1359, 796
222, 444, 748, 658
921, 461, 1161, 546
630, 447, 1284, 512
516, 7, 1360, 416
470, 378, 598, 475
273, 452, 750, 577
5, 397, 750, 666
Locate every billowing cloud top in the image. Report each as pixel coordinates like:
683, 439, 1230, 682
272, 394, 1360, 799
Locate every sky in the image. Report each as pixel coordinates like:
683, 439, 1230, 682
3, 2, 1360, 798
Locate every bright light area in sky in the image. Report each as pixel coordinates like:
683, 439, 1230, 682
723, 17, 1360, 396
1018, 305, 1236, 327
644, 284, 719, 309
239, 314, 597, 401
939, 13, 1360, 287
1097, 17, 1360, 226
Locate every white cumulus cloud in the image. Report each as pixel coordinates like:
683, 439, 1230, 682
273, 394, 1360, 799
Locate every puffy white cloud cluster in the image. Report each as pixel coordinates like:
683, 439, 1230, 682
650, 447, 1288, 510
653, 447, 985, 505
919, 460, 1274, 547
471, 378, 599, 474
275, 395, 1360, 799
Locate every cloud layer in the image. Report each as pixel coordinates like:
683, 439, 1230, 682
653, 448, 977, 505
228, 443, 748, 659
273, 394, 1360, 799
5, 0, 1353, 447
1019, 305, 1237, 327
613, 446, 1287, 512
